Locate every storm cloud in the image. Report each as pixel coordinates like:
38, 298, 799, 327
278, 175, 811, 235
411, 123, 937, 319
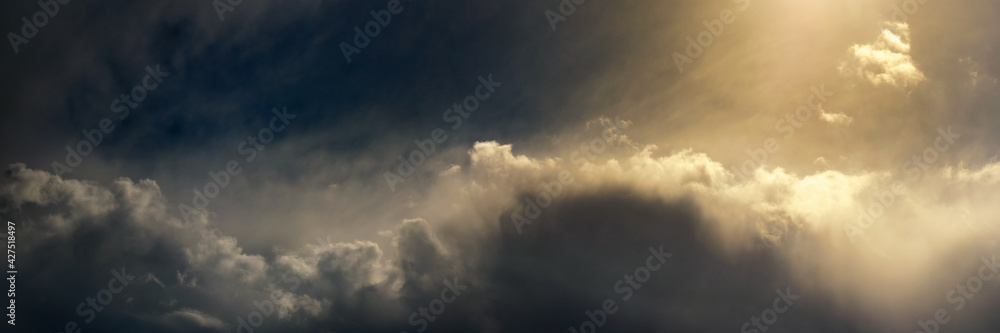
2, 0, 1000, 332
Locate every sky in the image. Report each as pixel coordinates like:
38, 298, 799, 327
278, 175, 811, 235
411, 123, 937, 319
1, 0, 999, 332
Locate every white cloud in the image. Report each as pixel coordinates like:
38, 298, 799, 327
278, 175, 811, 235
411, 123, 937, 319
158, 309, 228, 331
945, 161, 1000, 185
819, 109, 854, 126
439, 164, 462, 176
839, 21, 926, 87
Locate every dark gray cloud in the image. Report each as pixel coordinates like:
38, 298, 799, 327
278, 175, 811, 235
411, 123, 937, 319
0, 164, 802, 332
6, 160, 1000, 332
2, 0, 1000, 332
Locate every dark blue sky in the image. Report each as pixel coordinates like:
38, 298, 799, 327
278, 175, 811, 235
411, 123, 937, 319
3, 0, 1000, 332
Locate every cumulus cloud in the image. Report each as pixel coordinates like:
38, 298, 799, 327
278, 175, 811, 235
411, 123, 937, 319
0, 163, 456, 332
448, 130, 1000, 331
818, 109, 854, 126
4, 114, 1000, 331
839, 22, 926, 87
945, 161, 1000, 185
2, 0, 999, 331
